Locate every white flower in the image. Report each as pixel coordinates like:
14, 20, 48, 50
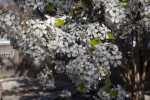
111, 12, 120, 23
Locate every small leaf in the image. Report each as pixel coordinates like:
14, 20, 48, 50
125, 19, 128, 22
31, 24, 34, 26
102, 73, 111, 93
0, 76, 3, 80
119, 64, 128, 69
106, 33, 115, 40
77, 83, 85, 93
120, 1, 127, 6
46, 3, 54, 11
54, 19, 65, 26
91, 39, 102, 47
110, 90, 118, 96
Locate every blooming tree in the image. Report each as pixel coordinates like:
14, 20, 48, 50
0, 0, 150, 100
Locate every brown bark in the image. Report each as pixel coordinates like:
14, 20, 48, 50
117, 29, 147, 100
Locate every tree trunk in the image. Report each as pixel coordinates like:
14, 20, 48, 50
117, 38, 146, 100
131, 43, 145, 100
117, 23, 150, 100
132, 89, 144, 100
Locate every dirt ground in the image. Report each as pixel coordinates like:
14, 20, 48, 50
1, 76, 78, 100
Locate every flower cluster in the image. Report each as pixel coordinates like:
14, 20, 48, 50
0, 8, 19, 41
94, 89, 110, 100
64, 43, 121, 91
2, 14, 122, 91
20, 16, 122, 91
11, 19, 50, 58
37, 65, 55, 89
94, 85, 126, 100
94, 43, 122, 68
140, 1, 150, 26
18, 0, 50, 11
116, 85, 127, 100
0, 0, 123, 92
0, 8, 18, 29
17, 0, 74, 12
140, 0, 150, 4
93, 0, 126, 25
70, 23, 109, 45
49, 22, 122, 91
65, 55, 99, 92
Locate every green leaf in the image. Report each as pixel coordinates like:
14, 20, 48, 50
120, 1, 127, 6
31, 24, 34, 26
77, 83, 85, 93
0, 76, 3, 80
91, 39, 102, 47
106, 33, 115, 40
46, 3, 54, 11
110, 90, 118, 96
54, 19, 65, 26
125, 19, 128, 22
102, 73, 111, 93
119, 64, 128, 69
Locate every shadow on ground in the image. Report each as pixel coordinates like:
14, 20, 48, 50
2, 76, 79, 100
